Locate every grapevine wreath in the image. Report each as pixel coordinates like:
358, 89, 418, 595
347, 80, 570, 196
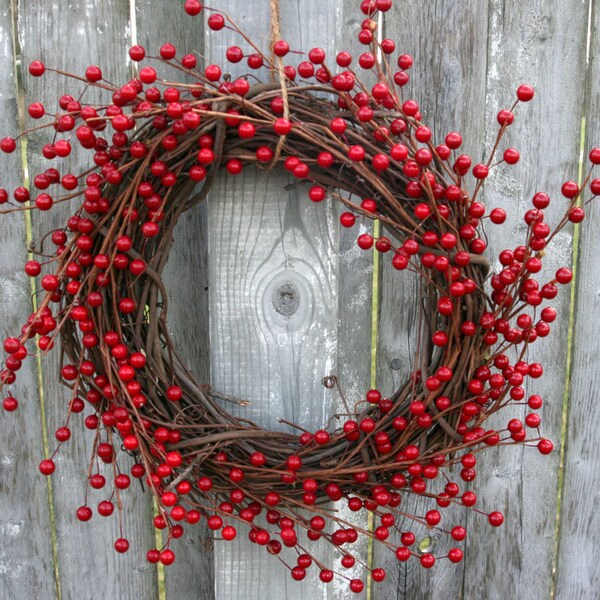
1, 0, 599, 593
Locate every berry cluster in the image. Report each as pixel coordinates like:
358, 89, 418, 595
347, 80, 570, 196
1, 0, 599, 593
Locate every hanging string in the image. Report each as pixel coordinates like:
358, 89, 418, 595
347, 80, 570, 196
269, 0, 290, 167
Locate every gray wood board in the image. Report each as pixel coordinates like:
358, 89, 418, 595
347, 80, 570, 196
327, 4, 380, 592
0, 1, 56, 598
555, 1, 600, 597
18, 1, 157, 598
205, 1, 372, 598
462, 2, 589, 600
374, 2, 490, 598
134, 2, 215, 598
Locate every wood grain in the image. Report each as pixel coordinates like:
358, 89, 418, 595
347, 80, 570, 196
555, 2, 600, 597
375, 2, 490, 598
462, 2, 589, 600
0, 2, 56, 598
18, 1, 157, 598
134, 3, 215, 597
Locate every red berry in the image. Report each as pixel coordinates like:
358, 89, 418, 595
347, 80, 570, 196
398, 54, 413, 69
473, 163, 489, 179
320, 569, 334, 583
160, 549, 175, 565
402, 100, 419, 116
129, 45, 145, 61
208, 14, 225, 30
340, 212, 356, 227
366, 389, 381, 404
0, 137, 16, 153
287, 455, 302, 470
314, 429, 330, 444
488, 511, 504, 527
348, 145, 365, 162
76, 506, 93, 522
357, 234, 373, 250
381, 38, 395, 54
98, 500, 115, 517
307, 47, 325, 64
561, 181, 579, 198
139, 66, 157, 84
39, 459, 55, 475
85, 65, 102, 82
395, 546, 411, 561
3, 337, 20, 354
556, 267, 572, 284
445, 132, 462, 149
273, 118, 292, 135
517, 84, 535, 101
256, 146, 274, 163
146, 549, 160, 563
160, 43, 176, 60
462, 491, 477, 506
166, 385, 182, 401
309, 186, 326, 202
249, 451, 266, 467
569, 207, 585, 223
420, 554, 435, 568
3, 396, 18, 411
372, 153, 390, 171
503, 148, 520, 164
448, 548, 463, 563
55, 427, 71, 442
273, 40, 290, 57
205, 64, 221, 81
28, 60, 45, 76
490, 208, 506, 224
497, 110, 514, 125
376, 237, 391, 253
184, 0, 202, 15
114, 538, 130, 553
538, 438, 554, 454
330, 118, 347, 134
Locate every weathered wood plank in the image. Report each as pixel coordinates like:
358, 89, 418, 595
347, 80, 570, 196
209, 174, 339, 431
18, 1, 158, 598
0, 2, 56, 598
327, 7, 378, 597
277, 4, 374, 598
374, 3, 490, 598
134, 3, 215, 598
462, 2, 589, 599
206, 1, 372, 598
555, 3, 600, 597
208, 172, 345, 599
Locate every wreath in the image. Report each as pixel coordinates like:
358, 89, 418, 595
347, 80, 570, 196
1, 0, 599, 593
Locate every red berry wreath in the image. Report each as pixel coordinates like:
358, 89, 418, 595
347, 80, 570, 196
0, 0, 599, 593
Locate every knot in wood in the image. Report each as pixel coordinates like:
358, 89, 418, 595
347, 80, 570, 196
271, 281, 300, 316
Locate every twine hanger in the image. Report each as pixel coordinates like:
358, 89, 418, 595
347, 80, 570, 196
269, 0, 290, 166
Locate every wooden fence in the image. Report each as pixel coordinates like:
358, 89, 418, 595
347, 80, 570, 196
0, 0, 598, 598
